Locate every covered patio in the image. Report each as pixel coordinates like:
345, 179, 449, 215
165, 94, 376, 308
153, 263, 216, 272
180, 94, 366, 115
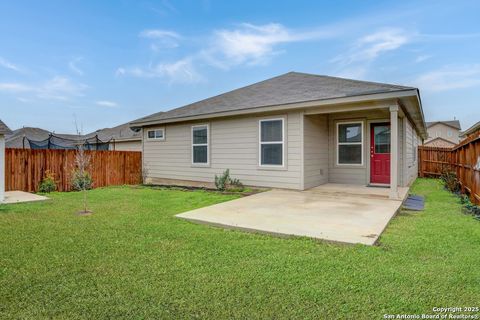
177, 184, 409, 245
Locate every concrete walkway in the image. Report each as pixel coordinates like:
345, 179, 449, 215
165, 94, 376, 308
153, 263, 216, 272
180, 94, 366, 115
2, 191, 48, 204
177, 184, 408, 245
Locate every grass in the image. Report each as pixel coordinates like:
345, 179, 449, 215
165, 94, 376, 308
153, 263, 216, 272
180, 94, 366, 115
0, 179, 479, 319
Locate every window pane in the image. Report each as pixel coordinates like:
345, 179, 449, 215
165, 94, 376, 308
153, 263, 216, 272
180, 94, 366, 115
261, 120, 283, 142
261, 144, 282, 165
148, 131, 155, 139
339, 145, 362, 164
155, 130, 164, 138
374, 125, 390, 154
193, 146, 208, 163
193, 127, 208, 144
338, 123, 362, 143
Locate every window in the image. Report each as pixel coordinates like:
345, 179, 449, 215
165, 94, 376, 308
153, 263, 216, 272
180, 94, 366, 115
147, 129, 165, 140
259, 119, 284, 166
192, 125, 209, 165
447, 130, 453, 137
337, 122, 363, 165
373, 125, 390, 154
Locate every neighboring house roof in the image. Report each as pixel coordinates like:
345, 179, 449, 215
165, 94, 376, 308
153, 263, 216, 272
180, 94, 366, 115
131, 72, 416, 126
5, 120, 142, 148
425, 120, 461, 130
85, 121, 142, 142
460, 120, 480, 138
5, 127, 82, 148
0, 120, 12, 135
424, 137, 456, 147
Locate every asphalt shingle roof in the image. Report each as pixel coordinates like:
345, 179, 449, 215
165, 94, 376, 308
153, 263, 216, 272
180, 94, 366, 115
0, 120, 12, 135
425, 120, 461, 130
5, 121, 142, 148
85, 122, 142, 142
132, 72, 415, 125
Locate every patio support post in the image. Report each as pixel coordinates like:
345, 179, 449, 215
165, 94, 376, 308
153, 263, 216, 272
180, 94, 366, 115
389, 105, 399, 199
0, 134, 5, 202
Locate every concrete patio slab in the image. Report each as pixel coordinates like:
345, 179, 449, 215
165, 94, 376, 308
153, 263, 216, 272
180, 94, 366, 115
176, 184, 408, 245
2, 191, 49, 204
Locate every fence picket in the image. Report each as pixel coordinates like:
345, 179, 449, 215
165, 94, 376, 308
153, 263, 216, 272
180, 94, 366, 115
5, 148, 142, 192
418, 132, 480, 205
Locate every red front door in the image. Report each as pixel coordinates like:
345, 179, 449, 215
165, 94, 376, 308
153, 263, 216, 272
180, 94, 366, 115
370, 123, 391, 184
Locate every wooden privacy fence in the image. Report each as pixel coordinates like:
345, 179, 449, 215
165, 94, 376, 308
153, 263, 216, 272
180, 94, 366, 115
419, 132, 480, 204
5, 148, 142, 192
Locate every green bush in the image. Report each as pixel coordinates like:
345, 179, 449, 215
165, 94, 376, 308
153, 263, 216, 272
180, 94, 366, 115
71, 170, 93, 191
39, 171, 57, 193
214, 169, 244, 192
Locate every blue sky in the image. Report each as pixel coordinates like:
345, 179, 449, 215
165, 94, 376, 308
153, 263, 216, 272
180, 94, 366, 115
1, 0, 479, 133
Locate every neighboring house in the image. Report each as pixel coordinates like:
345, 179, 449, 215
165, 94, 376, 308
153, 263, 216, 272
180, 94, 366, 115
424, 120, 461, 147
86, 122, 143, 151
5, 127, 81, 149
5, 122, 142, 151
0, 120, 12, 202
131, 72, 427, 199
460, 120, 480, 141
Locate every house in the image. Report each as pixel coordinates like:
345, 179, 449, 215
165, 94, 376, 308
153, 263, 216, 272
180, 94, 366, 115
460, 120, 480, 141
424, 120, 461, 147
5, 122, 142, 151
130, 72, 427, 199
85, 122, 142, 151
5, 127, 82, 149
0, 120, 12, 202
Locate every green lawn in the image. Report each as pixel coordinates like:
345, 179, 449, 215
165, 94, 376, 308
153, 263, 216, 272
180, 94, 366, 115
1, 179, 479, 319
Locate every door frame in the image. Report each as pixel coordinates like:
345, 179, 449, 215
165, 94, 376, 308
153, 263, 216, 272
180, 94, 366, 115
367, 119, 391, 186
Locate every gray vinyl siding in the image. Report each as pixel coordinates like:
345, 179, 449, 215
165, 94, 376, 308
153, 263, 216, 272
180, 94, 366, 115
143, 112, 303, 189
405, 119, 419, 186
303, 114, 329, 189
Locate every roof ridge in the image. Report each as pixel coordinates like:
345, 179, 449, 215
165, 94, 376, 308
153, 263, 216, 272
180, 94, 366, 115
289, 71, 414, 90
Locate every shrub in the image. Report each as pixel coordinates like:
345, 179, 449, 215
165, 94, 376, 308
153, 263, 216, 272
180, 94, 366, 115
71, 170, 93, 191
39, 170, 57, 193
440, 171, 460, 193
229, 177, 245, 192
215, 169, 230, 191
214, 169, 244, 192
460, 195, 480, 220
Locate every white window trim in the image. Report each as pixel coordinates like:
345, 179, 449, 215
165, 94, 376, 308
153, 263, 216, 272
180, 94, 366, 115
191, 124, 209, 166
259, 118, 285, 168
336, 121, 364, 166
146, 128, 165, 141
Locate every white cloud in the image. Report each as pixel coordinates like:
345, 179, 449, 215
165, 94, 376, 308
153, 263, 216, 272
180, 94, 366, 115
116, 57, 203, 84
139, 29, 181, 50
96, 100, 118, 107
119, 22, 337, 81
38, 76, 87, 100
139, 29, 180, 39
68, 57, 84, 75
0, 56, 22, 72
0, 82, 32, 92
207, 23, 325, 67
332, 28, 410, 66
16, 97, 31, 103
414, 65, 480, 92
415, 55, 432, 63
0, 76, 87, 101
